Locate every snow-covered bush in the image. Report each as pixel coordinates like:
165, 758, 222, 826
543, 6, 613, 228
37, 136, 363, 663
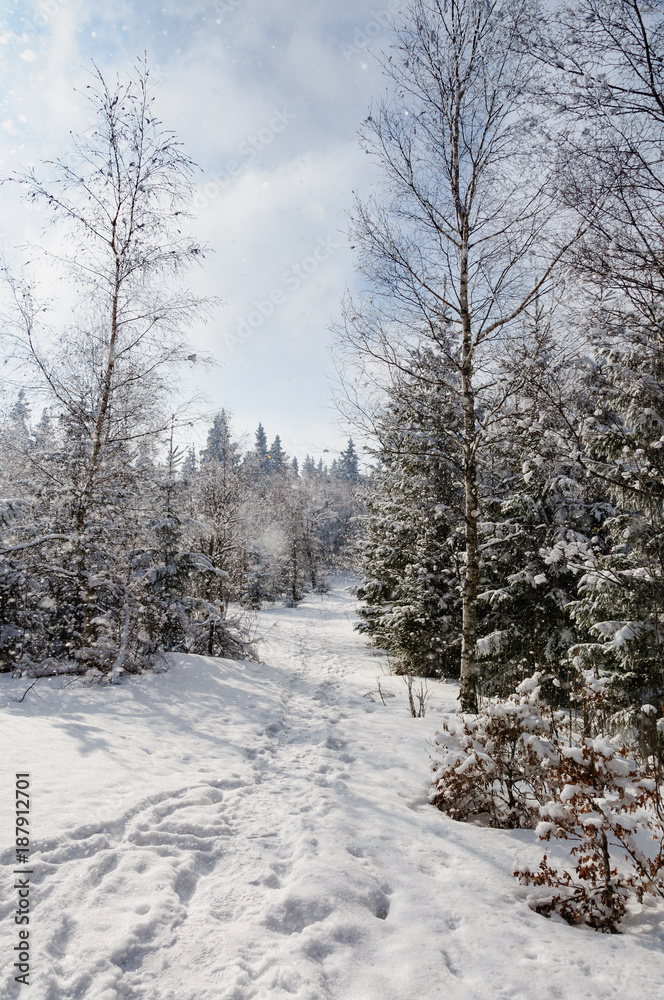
430, 669, 664, 931
429, 675, 558, 828
516, 732, 664, 933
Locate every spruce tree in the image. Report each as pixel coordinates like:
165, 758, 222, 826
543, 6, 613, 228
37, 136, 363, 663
568, 315, 664, 709
357, 376, 464, 677
338, 439, 360, 481
475, 357, 606, 698
202, 410, 239, 470
267, 435, 287, 474
254, 423, 268, 460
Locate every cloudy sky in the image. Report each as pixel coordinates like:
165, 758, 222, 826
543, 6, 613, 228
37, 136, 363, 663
0, 0, 397, 460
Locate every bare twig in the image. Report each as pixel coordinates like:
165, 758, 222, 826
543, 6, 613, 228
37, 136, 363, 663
15, 679, 38, 703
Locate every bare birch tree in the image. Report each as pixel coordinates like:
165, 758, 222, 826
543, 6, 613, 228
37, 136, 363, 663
10, 59, 209, 521
338, 0, 583, 710
0, 60, 214, 671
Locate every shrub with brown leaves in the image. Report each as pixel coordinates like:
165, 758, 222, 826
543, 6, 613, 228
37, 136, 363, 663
516, 732, 664, 932
429, 675, 558, 828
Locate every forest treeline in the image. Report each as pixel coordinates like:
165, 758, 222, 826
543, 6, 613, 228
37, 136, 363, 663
0, 398, 360, 676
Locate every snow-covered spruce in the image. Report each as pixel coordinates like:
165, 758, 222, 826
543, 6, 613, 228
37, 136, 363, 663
356, 360, 463, 679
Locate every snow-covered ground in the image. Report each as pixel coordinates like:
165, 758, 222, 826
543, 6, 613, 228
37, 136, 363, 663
1, 580, 663, 1000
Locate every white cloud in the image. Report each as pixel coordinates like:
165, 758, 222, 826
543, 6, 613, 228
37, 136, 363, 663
0, 0, 391, 456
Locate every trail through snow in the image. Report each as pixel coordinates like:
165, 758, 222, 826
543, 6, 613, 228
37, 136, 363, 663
1, 581, 664, 999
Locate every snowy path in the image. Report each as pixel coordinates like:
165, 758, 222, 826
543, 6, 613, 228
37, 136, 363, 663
1, 582, 664, 1000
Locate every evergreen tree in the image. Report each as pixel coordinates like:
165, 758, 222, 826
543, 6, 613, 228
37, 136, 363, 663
357, 372, 464, 677
267, 435, 287, 474
567, 312, 664, 709
9, 390, 31, 440
202, 410, 239, 469
255, 423, 268, 460
180, 446, 197, 482
475, 350, 607, 698
338, 439, 360, 481
194, 411, 250, 614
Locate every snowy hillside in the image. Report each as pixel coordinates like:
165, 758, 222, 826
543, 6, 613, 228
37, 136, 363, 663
1, 581, 663, 1000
